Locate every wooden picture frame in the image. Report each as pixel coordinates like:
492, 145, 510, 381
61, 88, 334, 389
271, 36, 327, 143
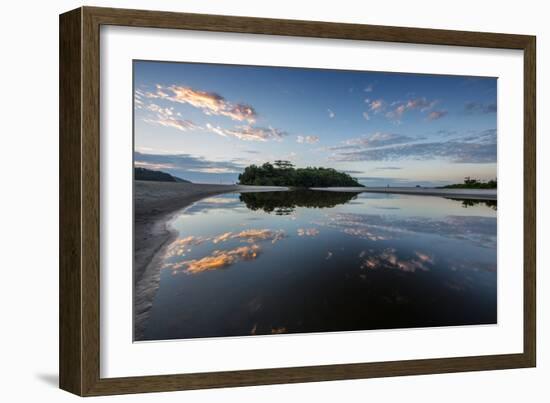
59, 6, 536, 396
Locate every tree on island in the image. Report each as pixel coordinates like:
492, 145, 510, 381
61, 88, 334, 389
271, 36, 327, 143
238, 161, 363, 187
273, 160, 294, 170
442, 176, 497, 189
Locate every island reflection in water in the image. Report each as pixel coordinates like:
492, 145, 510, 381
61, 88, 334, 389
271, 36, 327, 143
139, 190, 497, 341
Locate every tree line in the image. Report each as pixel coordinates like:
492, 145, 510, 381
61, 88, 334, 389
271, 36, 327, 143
442, 177, 497, 189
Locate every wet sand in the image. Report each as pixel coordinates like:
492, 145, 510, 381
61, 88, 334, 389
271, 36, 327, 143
133, 181, 287, 338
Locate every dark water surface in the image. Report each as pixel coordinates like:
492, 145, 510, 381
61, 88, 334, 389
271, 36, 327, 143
139, 190, 497, 341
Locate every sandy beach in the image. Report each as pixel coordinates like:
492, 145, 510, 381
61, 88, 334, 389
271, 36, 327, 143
133, 181, 287, 337
310, 186, 497, 200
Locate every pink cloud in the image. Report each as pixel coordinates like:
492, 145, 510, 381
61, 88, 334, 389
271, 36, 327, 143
427, 110, 448, 121
144, 85, 257, 123
369, 99, 385, 113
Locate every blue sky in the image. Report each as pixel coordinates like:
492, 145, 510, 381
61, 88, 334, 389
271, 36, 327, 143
134, 60, 497, 186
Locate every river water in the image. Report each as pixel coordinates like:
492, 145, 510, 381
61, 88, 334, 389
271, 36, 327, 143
138, 190, 497, 341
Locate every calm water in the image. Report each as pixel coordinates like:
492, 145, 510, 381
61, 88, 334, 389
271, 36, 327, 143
139, 190, 497, 341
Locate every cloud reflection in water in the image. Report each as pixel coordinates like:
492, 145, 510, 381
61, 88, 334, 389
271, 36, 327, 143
297, 228, 320, 237
212, 228, 286, 244
359, 248, 432, 272
163, 228, 286, 274
182, 245, 261, 274
317, 212, 496, 248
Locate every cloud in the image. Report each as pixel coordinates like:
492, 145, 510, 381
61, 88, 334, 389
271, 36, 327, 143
385, 104, 407, 121
368, 99, 385, 113
427, 110, 448, 121
374, 166, 403, 170
143, 85, 257, 123
134, 161, 177, 171
142, 103, 200, 132
194, 167, 239, 174
364, 83, 375, 92
134, 151, 245, 175
287, 151, 298, 161
333, 132, 419, 150
362, 111, 370, 121
333, 129, 496, 163
464, 101, 497, 114
405, 97, 437, 112
146, 103, 172, 114
134, 89, 145, 109
206, 123, 287, 142
327, 108, 335, 119
296, 135, 320, 144
143, 117, 198, 132
138, 87, 288, 142
437, 129, 458, 137
385, 97, 438, 122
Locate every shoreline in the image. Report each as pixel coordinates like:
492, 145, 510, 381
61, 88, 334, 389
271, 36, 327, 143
134, 181, 289, 281
133, 181, 288, 338
310, 186, 497, 200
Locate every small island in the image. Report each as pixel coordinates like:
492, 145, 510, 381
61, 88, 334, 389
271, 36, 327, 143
238, 160, 363, 187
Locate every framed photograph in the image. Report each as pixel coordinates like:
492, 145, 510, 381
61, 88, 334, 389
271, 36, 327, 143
59, 6, 536, 396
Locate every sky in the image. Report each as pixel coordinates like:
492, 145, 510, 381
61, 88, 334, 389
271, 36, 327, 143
134, 60, 497, 186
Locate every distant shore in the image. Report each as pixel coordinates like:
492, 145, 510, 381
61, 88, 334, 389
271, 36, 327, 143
310, 186, 497, 200
133, 181, 288, 338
